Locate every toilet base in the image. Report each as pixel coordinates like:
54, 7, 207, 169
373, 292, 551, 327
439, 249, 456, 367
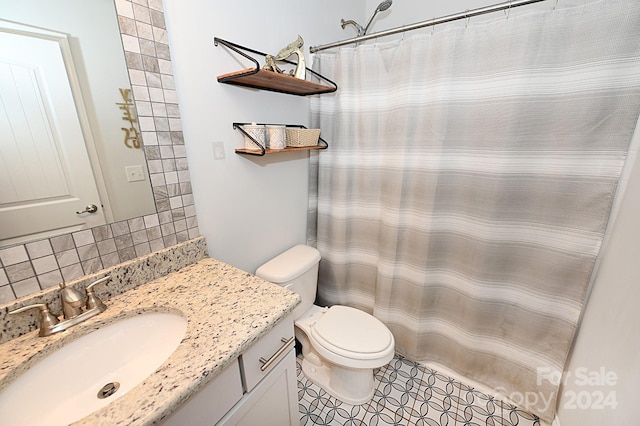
301, 356, 375, 405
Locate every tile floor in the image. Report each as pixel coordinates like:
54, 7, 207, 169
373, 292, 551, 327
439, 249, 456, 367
297, 354, 540, 426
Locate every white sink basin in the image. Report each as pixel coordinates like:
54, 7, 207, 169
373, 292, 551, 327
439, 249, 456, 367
0, 312, 187, 425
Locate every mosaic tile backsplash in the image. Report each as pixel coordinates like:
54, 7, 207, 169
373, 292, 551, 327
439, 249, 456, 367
0, 0, 198, 302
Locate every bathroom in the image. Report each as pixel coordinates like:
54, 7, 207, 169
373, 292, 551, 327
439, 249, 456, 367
1, 0, 639, 425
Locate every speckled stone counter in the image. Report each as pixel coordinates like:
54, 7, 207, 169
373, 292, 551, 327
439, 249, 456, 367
0, 256, 300, 425
1, 237, 209, 344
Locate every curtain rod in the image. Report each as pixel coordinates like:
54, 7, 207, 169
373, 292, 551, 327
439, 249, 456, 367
309, 0, 547, 53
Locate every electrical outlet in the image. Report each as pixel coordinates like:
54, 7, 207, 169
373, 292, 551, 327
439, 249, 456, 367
125, 165, 145, 182
213, 141, 225, 160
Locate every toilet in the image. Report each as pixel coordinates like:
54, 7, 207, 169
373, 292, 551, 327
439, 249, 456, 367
256, 245, 394, 405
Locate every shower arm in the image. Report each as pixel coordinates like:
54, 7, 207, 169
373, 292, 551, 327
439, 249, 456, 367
340, 19, 365, 37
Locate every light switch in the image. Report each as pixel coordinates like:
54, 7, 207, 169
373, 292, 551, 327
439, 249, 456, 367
125, 165, 145, 182
213, 141, 225, 160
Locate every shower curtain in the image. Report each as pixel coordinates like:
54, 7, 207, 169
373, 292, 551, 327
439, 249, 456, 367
308, 0, 640, 422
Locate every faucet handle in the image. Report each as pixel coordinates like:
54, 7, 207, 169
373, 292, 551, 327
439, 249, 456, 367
85, 275, 111, 312
9, 303, 60, 337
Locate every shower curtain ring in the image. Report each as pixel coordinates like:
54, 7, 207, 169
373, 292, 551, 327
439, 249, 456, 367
505, 0, 512, 19
465, 10, 470, 27
554, 0, 559, 10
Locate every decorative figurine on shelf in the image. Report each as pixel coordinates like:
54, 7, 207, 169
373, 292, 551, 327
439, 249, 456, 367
264, 35, 306, 80
263, 54, 284, 74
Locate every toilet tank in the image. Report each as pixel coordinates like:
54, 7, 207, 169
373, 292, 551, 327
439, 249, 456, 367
255, 245, 321, 319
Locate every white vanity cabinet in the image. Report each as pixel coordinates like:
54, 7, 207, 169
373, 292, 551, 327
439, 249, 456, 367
220, 315, 298, 425
163, 315, 298, 426
162, 358, 244, 426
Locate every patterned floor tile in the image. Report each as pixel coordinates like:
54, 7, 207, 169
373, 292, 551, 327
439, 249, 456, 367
373, 356, 423, 421
411, 391, 464, 426
416, 367, 460, 402
297, 353, 541, 426
457, 383, 510, 425
501, 403, 541, 426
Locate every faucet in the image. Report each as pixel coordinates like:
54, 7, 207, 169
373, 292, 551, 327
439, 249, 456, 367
60, 282, 86, 319
9, 276, 111, 337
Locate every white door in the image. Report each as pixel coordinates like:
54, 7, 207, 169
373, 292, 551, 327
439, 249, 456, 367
0, 23, 106, 244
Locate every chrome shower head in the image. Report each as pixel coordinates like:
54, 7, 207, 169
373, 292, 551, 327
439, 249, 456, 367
341, 0, 393, 37
377, 0, 393, 12
363, 0, 393, 36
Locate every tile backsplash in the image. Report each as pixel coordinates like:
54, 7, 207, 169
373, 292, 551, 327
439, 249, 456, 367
0, 237, 207, 344
0, 0, 198, 303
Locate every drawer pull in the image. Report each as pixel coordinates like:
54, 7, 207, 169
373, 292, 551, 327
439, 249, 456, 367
259, 336, 295, 372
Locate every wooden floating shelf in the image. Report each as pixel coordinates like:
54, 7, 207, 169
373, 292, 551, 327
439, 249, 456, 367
234, 145, 326, 156
232, 122, 328, 156
213, 38, 337, 96
217, 68, 336, 96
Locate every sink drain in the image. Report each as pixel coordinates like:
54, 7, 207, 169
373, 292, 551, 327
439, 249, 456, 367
97, 382, 120, 399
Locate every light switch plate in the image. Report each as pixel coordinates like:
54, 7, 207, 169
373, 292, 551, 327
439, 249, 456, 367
213, 141, 225, 160
125, 165, 145, 182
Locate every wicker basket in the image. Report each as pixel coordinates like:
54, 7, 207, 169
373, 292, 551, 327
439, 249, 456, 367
285, 128, 321, 147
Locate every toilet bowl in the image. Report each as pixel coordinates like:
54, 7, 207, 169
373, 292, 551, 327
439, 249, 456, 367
256, 245, 395, 405
295, 304, 394, 404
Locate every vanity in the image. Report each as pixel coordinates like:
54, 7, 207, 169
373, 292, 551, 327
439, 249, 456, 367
0, 239, 301, 425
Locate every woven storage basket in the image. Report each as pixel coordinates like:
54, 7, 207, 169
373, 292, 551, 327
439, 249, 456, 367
285, 128, 321, 147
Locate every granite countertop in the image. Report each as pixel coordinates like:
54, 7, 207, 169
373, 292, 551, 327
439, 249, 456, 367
0, 256, 300, 425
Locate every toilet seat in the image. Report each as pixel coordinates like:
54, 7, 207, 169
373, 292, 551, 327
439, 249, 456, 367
302, 305, 394, 368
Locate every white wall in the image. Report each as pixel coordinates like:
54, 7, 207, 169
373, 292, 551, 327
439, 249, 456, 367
364, 0, 588, 39
555, 125, 640, 425
163, 0, 363, 272
364, 0, 490, 34
167, 1, 640, 423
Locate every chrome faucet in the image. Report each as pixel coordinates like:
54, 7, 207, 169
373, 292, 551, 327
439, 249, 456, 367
9, 276, 111, 337
60, 282, 86, 319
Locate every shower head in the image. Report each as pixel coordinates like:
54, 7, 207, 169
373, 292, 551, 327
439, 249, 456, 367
341, 0, 393, 37
377, 0, 393, 12
363, 0, 393, 35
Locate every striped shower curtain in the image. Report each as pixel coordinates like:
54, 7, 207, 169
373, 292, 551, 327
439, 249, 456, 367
308, 0, 640, 422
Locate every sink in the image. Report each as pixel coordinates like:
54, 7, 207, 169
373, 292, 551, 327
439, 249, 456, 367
0, 312, 187, 425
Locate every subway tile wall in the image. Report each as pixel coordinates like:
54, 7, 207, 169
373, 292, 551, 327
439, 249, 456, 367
0, 0, 198, 303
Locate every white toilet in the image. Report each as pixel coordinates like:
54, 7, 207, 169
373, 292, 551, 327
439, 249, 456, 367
256, 244, 395, 405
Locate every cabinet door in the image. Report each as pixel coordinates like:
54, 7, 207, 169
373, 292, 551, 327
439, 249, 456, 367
162, 359, 243, 426
219, 348, 298, 426
240, 316, 294, 392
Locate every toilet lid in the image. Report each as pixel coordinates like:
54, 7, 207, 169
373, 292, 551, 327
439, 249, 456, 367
311, 306, 392, 355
